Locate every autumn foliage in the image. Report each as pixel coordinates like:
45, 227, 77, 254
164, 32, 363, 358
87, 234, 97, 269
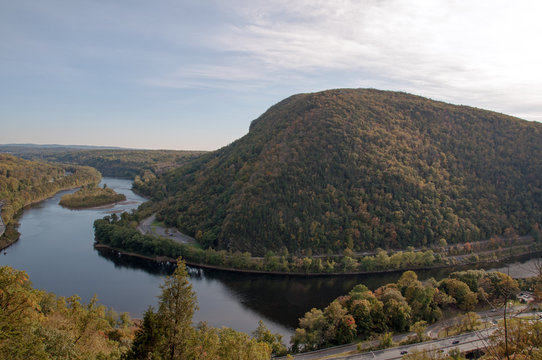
143, 89, 542, 255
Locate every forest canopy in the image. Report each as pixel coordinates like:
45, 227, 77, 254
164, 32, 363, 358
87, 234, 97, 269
0, 154, 101, 227
139, 89, 542, 255
0, 146, 205, 179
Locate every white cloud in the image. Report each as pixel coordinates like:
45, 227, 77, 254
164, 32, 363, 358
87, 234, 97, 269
4, 0, 542, 150
173, 0, 542, 120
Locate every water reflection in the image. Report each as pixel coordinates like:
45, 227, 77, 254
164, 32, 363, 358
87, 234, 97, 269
96, 245, 542, 329
3, 176, 541, 341
96, 246, 173, 276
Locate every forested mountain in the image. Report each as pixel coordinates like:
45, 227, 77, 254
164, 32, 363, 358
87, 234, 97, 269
0, 145, 205, 179
143, 89, 542, 255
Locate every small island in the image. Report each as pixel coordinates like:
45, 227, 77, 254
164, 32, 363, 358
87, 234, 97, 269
59, 183, 126, 209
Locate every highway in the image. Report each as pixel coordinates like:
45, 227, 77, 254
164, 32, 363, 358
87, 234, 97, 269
341, 330, 494, 359
283, 309, 541, 360
284, 330, 494, 360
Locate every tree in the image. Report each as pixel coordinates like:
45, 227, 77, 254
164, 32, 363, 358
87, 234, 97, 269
377, 332, 394, 349
349, 299, 373, 335
252, 320, 287, 356
1, 266, 132, 360
125, 307, 164, 359
460, 312, 480, 332
483, 318, 542, 360
384, 298, 412, 332
450, 269, 486, 292
479, 272, 520, 305
291, 308, 327, 351
377, 286, 412, 332
157, 258, 198, 360
215, 327, 270, 360
439, 278, 478, 311
125, 258, 272, 359
397, 271, 420, 293
323, 301, 350, 342
0, 267, 45, 359
410, 320, 427, 342
479, 272, 520, 360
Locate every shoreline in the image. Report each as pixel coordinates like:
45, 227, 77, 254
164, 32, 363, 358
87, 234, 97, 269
0, 221, 21, 252
59, 198, 129, 211
0, 181, 98, 251
59, 188, 127, 210
93, 243, 542, 277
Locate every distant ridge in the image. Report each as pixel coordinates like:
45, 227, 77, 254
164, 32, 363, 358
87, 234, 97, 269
0, 145, 205, 179
0, 143, 128, 150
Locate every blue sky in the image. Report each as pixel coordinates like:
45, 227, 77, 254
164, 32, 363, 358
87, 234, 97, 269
1, 0, 541, 150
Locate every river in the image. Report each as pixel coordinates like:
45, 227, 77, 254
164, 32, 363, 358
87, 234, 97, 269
1, 177, 541, 341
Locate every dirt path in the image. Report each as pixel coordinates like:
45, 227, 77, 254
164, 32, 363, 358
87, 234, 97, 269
137, 214, 196, 245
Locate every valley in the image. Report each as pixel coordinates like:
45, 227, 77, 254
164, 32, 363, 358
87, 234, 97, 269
2, 89, 542, 359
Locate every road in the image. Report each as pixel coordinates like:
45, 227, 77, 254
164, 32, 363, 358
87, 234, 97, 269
137, 214, 196, 245
341, 330, 494, 359
281, 307, 539, 360
0, 201, 5, 237
284, 329, 495, 360
425, 305, 527, 339
0, 215, 5, 238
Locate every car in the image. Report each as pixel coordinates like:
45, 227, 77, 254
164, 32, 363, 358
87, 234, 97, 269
400, 350, 408, 355
452, 340, 460, 344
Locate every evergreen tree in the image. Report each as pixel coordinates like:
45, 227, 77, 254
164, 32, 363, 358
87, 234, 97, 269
124, 307, 164, 360
157, 258, 198, 360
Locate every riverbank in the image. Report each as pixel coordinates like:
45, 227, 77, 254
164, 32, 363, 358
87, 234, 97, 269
94, 212, 542, 276
93, 242, 542, 277
0, 185, 87, 251
0, 157, 102, 250
0, 184, 96, 251
0, 220, 20, 251
1, 176, 290, 339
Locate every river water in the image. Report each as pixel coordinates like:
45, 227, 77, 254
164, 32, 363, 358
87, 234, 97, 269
1, 177, 540, 341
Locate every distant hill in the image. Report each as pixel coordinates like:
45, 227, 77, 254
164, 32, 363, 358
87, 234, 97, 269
0, 145, 206, 179
0, 143, 126, 150
144, 89, 542, 255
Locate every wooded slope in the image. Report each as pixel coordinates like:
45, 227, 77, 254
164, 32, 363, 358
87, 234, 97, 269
0, 146, 205, 179
0, 154, 101, 226
147, 89, 542, 255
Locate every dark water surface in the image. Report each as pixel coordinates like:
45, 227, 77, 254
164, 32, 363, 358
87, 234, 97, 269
1, 177, 541, 340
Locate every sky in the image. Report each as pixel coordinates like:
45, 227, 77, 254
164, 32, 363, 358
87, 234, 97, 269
1, 0, 541, 151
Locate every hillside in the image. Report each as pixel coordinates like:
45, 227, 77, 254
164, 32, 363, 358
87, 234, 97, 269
144, 89, 542, 255
0, 154, 101, 248
0, 145, 206, 179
